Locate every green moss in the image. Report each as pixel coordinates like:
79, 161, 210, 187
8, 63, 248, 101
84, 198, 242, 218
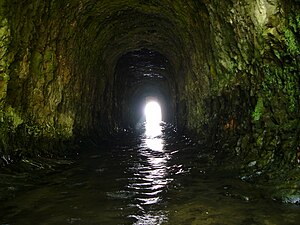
261, 64, 298, 113
252, 97, 264, 121
285, 72, 298, 112
284, 14, 300, 55
0, 13, 10, 103
44, 49, 52, 61
4, 106, 23, 128
0, 19, 9, 57
0, 74, 9, 101
43, 48, 57, 77
31, 51, 43, 76
284, 29, 298, 54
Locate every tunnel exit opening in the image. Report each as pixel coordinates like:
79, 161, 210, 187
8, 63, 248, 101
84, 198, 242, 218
144, 100, 162, 137
144, 101, 162, 124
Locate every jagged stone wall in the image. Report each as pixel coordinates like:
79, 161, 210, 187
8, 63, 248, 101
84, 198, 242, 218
183, 0, 300, 169
0, 0, 96, 161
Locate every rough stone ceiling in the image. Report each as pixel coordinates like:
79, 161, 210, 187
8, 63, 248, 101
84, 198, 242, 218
64, 0, 207, 75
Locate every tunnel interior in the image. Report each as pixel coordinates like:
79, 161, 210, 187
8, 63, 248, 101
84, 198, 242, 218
0, 0, 299, 202
113, 48, 175, 129
51, 0, 199, 138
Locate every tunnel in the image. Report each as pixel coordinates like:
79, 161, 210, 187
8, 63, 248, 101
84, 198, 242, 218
113, 48, 175, 128
0, 0, 300, 223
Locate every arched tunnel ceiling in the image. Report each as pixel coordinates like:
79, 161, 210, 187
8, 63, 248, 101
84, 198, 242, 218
67, 0, 208, 78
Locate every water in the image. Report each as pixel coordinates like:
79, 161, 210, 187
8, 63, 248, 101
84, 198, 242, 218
1, 123, 300, 225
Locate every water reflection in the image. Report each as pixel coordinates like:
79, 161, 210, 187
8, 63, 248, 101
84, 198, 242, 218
145, 122, 162, 138
128, 121, 171, 224
130, 212, 168, 225
2, 121, 300, 225
145, 137, 164, 152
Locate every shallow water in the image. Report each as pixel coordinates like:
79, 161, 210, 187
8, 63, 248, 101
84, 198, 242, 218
1, 123, 300, 225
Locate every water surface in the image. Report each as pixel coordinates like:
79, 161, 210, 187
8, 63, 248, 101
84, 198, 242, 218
1, 123, 300, 225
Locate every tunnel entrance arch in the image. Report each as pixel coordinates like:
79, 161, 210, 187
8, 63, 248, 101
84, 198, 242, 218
127, 85, 173, 127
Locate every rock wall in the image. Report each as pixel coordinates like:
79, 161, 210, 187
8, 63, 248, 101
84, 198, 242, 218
0, 0, 102, 162
183, 0, 299, 169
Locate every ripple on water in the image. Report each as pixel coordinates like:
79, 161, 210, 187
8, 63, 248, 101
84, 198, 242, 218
1, 123, 300, 225
129, 211, 168, 225
106, 190, 137, 199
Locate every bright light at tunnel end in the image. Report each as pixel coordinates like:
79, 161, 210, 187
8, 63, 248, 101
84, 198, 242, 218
144, 101, 162, 124
144, 101, 162, 137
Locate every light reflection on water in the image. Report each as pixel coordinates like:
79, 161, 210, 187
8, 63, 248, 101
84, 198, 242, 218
145, 138, 164, 152
145, 122, 162, 138
2, 122, 300, 225
130, 212, 168, 225
128, 121, 170, 224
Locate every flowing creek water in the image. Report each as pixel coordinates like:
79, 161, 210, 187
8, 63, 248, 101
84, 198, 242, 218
1, 123, 300, 225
